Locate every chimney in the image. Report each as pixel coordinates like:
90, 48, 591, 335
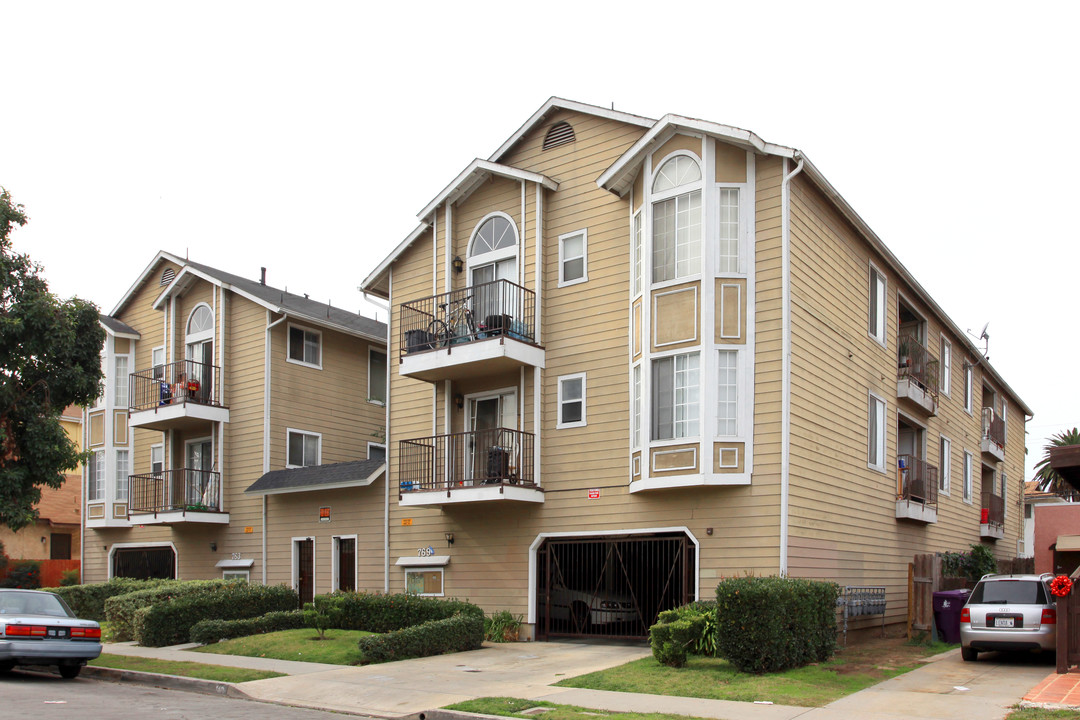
260, 267, 266, 286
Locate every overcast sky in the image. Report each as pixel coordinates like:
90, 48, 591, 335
3, 1, 1076, 483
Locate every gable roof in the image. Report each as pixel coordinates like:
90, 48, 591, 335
244, 458, 386, 496
99, 314, 141, 339
418, 159, 558, 223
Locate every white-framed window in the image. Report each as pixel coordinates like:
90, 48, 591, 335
287, 429, 321, 468
1002, 470, 1008, 518
558, 229, 587, 287
652, 154, 703, 283
1000, 397, 1008, 445
368, 349, 387, 405
88, 449, 105, 502
716, 188, 740, 273
367, 442, 386, 463
557, 373, 586, 428
405, 567, 444, 596
963, 363, 973, 414
867, 391, 886, 472
152, 346, 165, 381
150, 444, 164, 475
868, 264, 886, 345
632, 211, 643, 297
716, 350, 738, 436
114, 355, 129, 406
939, 336, 951, 396
939, 435, 951, 494
287, 324, 322, 368
963, 451, 973, 502
652, 352, 700, 440
632, 364, 641, 449
332, 535, 357, 592
115, 449, 129, 502
223, 569, 250, 581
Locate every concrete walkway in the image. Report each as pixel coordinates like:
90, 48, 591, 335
98, 641, 1068, 720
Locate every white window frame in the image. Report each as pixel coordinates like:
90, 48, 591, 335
1000, 397, 1008, 445
651, 152, 703, 285
939, 435, 951, 495
868, 263, 887, 346
715, 186, 741, 274
651, 351, 700, 441
115, 449, 129, 502
963, 363, 973, 414
1002, 470, 1008, 519
368, 347, 387, 405
223, 569, 250, 581
151, 345, 166, 381
558, 229, 588, 287
150, 444, 164, 475
367, 441, 386, 463
287, 428, 322, 468
332, 534, 358, 592
716, 349, 738, 437
556, 373, 587, 429
632, 364, 641, 449
963, 451, 973, 503
404, 567, 445, 597
867, 391, 887, 473
632, 210, 643, 297
114, 355, 129, 407
467, 211, 519, 277
291, 536, 315, 598
88, 449, 105, 502
939, 336, 951, 397
287, 323, 322, 369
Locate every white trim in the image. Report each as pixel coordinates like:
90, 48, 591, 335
556, 373, 587, 429
467, 211, 519, 266
291, 536, 315, 599
939, 434, 952, 496
109, 251, 185, 316
361, 223, 428, 294
401, 566, 445, 597
963, 362, 974, 415
651, 446, 698, 473
332, 534, 358, 592
939, 334, 952, 397
557, 228, 588, 287
632, 454, 641, 477
107, 541, 177, 580
368, 347, 387, 405
652, 286, 699, 347
215, 558, 255, 569
222, 569, 250, 581
395, 555, 451, 567
418, 159, 558, 222
867, 390, 887, 473
286, 322, 323, 370
963, 450, 974, 503
184, 302, 215, 344
717, 447, 739, 469
718, 283, 742, 340
868, 262, 887, 348
367, 441, 387, 463
286, 428, 322, 468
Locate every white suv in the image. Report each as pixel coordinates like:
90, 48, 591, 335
959, 573, 1056, 661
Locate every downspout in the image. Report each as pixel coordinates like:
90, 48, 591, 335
262, 310, 288, 585
779, 154, 804, 577
384, 268, 393, 592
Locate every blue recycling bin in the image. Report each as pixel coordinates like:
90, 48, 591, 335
932, 588, 971, 644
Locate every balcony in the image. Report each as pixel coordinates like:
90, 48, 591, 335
896, 333, 939, 415
895, 454, 938, 523
128, 360, 229, 431
128, 468, 229, 524
398, 280, 544, 382
398, 427, 543, 506
980, 490, 1004, 539
981, 407, 1005, 462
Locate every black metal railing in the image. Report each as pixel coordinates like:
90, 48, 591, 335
897, 332, 939, 399
981, 490, 1004, 529
399, 279, 536, 356
398, 427, 535, 492
129, 468, 222, 514
897, 454, 939, 507
129, 359, 222, 412
982, 407, 1005, 450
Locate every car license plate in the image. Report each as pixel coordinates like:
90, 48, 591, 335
994, 617, 1015, 628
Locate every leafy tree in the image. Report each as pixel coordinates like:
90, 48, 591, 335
0, 188, 104, 530
1033, 427, 1080, 501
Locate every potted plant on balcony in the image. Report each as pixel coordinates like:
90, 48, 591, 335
897, 335, 913, 373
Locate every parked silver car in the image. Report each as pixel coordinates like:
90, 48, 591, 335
0, 589, 102, 678
959, 573, 1056, 661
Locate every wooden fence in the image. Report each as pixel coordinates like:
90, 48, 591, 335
0, 559, 80, 588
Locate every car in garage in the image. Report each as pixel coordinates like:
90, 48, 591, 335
959, 573, 1056, 661
0, 589, 102, 678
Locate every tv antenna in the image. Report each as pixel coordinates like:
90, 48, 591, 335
967, 322, 989, 359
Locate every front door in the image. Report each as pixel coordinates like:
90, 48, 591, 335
335, 537, 355, 592
467, 392, 516, 483
185, 340, 213, 403
471, 258, 517, 331
185, 439, 213, 508
295, 538, 314, 605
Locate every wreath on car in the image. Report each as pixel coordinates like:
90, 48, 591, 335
1050, 574, 1073, 598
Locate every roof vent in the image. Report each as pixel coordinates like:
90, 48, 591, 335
543, 121, 575, 150
160, 268, 175, 286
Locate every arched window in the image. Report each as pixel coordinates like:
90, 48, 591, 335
470, 215, 518, 257
187, 305, 214, 339
184, 304, 214, 402
652, 155, 701, 194
651, 154, 702, 282
468, 213, 519, 325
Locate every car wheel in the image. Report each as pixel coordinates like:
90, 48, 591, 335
961, 647, 978, 662
58, 664, 81, 679
570, 601, 591, 633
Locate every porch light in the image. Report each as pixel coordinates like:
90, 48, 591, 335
445, 532, 454, 546
454, 393, 464, 410
452, 256, 463, 274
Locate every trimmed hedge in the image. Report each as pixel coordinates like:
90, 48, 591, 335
358, 613, 483, 664
105, 579, 232, 642
715, 576, 840, 674
312, 592, 484, 632
649, 610, 706, 667
190, 610, 306, 645
661, 601, 718, 657
134, 582, 298, 647
42, 578, 176, 621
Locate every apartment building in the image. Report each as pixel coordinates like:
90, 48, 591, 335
84, 253, 387, 602
361, 98, 1031, 639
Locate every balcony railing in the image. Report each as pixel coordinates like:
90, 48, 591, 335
897, 455, 939, 507
399, 279, 536, 356
897, 332, 939, 399
981, 490, 1004, 528
398, 427, 535, 493
129, 468, 222, 514
129, 359, 222, 412
982, 407, 1005, 449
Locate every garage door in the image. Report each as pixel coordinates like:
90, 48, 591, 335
112, 546, 176, 579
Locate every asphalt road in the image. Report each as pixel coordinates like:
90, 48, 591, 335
0, 668, 376, 719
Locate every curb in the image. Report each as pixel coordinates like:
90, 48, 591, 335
82, 665, 250, 699
405, 710, 513, 720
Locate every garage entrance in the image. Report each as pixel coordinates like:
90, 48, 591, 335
112, 546, 176, 579
535, 531, 695, 640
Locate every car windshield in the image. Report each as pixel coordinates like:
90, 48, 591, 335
969, 580, 1047, 605
0, 591, 74, 618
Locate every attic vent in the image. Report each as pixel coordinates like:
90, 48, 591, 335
543, 121, 575, 150
160, 268, 175, 286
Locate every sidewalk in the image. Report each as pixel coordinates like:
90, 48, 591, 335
96, 641, 1073, 720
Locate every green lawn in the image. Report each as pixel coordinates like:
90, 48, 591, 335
446, 697, 716, 720
90, 653, 283, 683
1007, 708, 1080, 720
191, 628, 375, 666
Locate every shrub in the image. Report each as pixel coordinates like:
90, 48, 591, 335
311, 592, 483, 633
106, 579, 229, 642
715, 576, 840, 674
59, 569, 80, 586
0, 560, 41, 588
661, 601, 718, 656
135, 582, 298, 647
303, 601, 332, 639
484, 610, 522, 642
190, 610, 306, 645
358, 613, 483, 664
649, 611, 705, 668
940, 544, 998, 583
44, 578, 175, 621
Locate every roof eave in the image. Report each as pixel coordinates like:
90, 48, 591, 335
417, 159, 558, 223
110, 250, 185, 317
244, 465, 386, 496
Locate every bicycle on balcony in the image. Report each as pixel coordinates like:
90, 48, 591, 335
428, 294, 478, 348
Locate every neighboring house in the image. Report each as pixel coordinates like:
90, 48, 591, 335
0, 405, 82, 574
83, 254, 388, 602
360, 97, 1031, 639
1022, 480, 1077, 558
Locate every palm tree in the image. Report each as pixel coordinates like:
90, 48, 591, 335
1033, 427, 1080, 500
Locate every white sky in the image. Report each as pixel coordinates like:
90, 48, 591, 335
3, 1, 1077, 483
